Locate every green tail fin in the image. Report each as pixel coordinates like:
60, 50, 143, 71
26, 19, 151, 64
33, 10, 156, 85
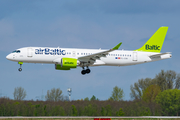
135, 26, 168, 53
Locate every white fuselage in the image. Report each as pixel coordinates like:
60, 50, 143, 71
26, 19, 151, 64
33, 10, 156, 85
6, 47, 172, 67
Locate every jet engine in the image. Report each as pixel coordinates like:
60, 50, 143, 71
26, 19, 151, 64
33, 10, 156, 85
55, 58, 77, 70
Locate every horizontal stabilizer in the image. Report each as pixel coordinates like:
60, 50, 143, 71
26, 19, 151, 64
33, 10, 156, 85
149, 52, 171, 58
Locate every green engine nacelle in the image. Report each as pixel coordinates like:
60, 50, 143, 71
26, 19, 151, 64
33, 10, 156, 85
55, 58, 77, 70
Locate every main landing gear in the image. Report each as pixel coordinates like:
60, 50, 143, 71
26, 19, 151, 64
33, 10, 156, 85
81, 67, 91, 75
18, 62, 23, 72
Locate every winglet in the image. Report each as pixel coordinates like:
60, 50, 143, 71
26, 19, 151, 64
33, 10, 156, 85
112, 42, 122, 50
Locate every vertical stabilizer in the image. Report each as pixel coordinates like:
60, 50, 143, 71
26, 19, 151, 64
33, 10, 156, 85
135, 26, 168, 53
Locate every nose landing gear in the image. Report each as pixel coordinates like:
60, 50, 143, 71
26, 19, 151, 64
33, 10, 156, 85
18, 62, 23, 72
81, 67, 91, 75
18, 67, 22, 72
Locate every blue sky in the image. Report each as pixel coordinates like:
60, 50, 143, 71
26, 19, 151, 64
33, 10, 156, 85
0, 0, 180, 100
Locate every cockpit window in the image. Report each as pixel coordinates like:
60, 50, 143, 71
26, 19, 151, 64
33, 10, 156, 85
12, 50, 21, 53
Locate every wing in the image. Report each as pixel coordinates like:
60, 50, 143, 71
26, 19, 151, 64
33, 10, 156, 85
78, 42, 122, 67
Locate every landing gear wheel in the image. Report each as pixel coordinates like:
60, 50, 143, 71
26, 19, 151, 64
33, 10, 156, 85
86, 69, 90, 74
18, 68, 22, 72
18, 62, 23, 72
81, 70, 86, 75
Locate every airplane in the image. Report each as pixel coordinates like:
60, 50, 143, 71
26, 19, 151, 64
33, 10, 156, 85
6, 26, 172, 75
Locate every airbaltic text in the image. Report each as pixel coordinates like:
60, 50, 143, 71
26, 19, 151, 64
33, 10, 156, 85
145, 44, 160, 50
35, 48, 66, 55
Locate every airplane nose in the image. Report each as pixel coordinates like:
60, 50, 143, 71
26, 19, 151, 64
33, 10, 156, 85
6, 54, 12, 60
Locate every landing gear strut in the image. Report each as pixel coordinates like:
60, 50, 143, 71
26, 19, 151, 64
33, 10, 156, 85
81, 67, 91, 75
18, 62, 23, 72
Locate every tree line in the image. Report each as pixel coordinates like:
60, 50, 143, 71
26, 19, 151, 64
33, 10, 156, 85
0, 98, 160, 116
1, 70, 180, 116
